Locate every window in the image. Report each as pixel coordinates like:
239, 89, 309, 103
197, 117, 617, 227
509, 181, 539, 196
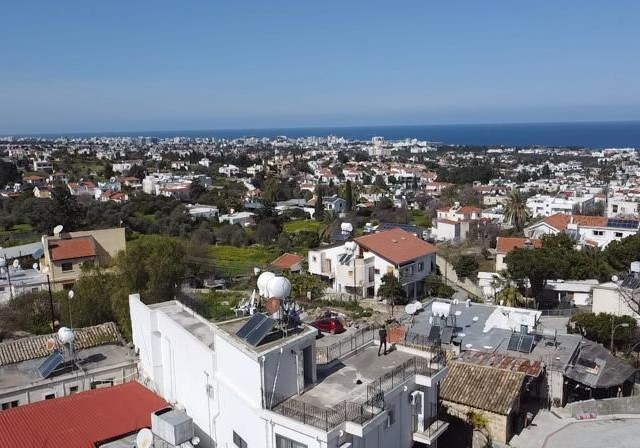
592, 230, 604, 236
369, 267, 375, 282
90, 380, 113, 389
348, 270, 353, 278
68, 386, 79, 395
62, 282, 75, 291
418, 262, 424, 272
312, 256, 317, 262
275, 435, 307, 448
374, 268, 380, 275
612, 204, 618, 213
61, 262, 73, 272
233, 431, 248, 448
615, 232, 624, 238
44, 393, 55, 400
0, 287, 4, 292
32, 287, 39, 293
1, 400, 18, 410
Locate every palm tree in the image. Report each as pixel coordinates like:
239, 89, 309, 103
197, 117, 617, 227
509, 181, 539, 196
319, 210, 341, 242
504, 189, 530, 233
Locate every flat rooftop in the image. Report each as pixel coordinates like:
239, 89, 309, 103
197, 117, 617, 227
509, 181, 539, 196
149, 301, 216, 350
0, 344, 133, 392
295, 345, 415, 408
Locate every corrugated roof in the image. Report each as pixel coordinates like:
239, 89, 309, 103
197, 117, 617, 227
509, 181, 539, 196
355, 228, 437, 265
48, 236, 97, 261
496, 237, 542, 254
441, 361, 525, 415
565, 341, 637, 389
0, 322, 122, 366
0, 381, 167, 448
458, 350, 544, 377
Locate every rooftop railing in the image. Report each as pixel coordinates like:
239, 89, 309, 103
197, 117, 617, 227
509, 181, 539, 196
316, 326, 377, 365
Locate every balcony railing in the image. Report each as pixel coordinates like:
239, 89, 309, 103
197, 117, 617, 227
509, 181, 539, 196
316, 326, 377, 365
265, 355, 446, 432
412, 402, 449, 444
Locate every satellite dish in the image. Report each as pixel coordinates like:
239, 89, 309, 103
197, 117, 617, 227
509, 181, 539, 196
265, 297, 281, 314
53, 225, 64, 236
472, 316, 479, 322
12, 259, 19, 269
68, 290, 74, 300
57, 327, 75, 345
266, 276, 292, 300
33, 263, 39, 271
612, 275, 619, 282
257, 272, 275, 297
45, 338, 57, 352
135, 428, 154, 448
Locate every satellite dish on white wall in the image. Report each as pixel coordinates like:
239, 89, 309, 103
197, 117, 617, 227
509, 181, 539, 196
53, 225, 64, 235
135, 428, 154, 448
612, 275, 619, 282
12, 259, 19, 269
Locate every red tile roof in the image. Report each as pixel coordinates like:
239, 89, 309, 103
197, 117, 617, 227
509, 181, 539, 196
496, 237, 542, 254
542, 213, 608, 231
0, 382, 167, 448
48, 237, 97, 261
270, 253, 303, 270
456, 206, 482, 215
355, 228, 436, 265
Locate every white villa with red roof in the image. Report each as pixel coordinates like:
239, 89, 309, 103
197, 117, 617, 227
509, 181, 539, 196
308, 228, 437, 299
432, 202, 483, 242
525, 213, 639, 249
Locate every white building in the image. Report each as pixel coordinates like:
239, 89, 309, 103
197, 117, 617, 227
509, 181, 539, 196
525, 213, 639, 249
0, 266, 49, 303
187, 204, 219, 220
130, 295, 448, 448
526, 194, 595, 218
308, 228, 437, 299
32, 159, 54, 172
431, 203, 482, 243
198, 158, 211, 169
218, 211, 255, 226
219, 164, 240, 177
592, 265, 640, 320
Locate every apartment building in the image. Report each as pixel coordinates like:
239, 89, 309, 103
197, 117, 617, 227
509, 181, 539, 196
431, 203, 482, 242
526, 194, 595, 218
307, 228, 437, 299
130, 295, 448, 448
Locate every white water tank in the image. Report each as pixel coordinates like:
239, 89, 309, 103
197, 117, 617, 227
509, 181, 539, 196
432, 301, 451, 318
257, 272, 275, 297
631, 261, 640, 274
266, 276, 292, 300
341, 222, 354, 234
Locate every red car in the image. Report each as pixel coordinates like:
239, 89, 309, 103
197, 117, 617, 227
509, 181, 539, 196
310, 318, 345, 335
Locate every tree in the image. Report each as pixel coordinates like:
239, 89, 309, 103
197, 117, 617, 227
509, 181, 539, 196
452, 255, 479, 280
128, 164, 146, 180
604, 235, 640, 271
344, 180, 353, 212
51, 184, 83, 231
504, 189, 530, 232
286, 273, 326, 300
505, 247, 564, 301
378, 273, 406, 316
0, 160, 20, 187
314, 189, 324, 222
569, 312, 636, 350
319, 210, 341, 242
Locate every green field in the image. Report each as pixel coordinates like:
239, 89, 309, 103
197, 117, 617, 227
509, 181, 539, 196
209, 245, 279, 276
284, 220, 321, 233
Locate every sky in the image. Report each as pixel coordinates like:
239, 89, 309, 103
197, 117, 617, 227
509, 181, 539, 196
1, 1, 640, 134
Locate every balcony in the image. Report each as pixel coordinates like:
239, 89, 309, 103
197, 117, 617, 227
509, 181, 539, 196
413, 418, 449, 445
264, 346, 446, 433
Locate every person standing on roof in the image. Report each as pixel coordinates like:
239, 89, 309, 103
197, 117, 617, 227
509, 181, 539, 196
378, 326, 388, 356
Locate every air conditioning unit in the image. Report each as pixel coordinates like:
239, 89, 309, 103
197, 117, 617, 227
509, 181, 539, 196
151, 408, 194, 446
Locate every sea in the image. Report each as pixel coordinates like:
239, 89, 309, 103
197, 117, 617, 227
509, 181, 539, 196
28, 121, 640, 149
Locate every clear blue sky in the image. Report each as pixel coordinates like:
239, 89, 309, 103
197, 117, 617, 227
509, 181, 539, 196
1, 0, 639, 134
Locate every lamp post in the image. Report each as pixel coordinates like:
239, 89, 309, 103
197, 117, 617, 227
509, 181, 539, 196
67, 289, 74, 328
610, 317, 630, 353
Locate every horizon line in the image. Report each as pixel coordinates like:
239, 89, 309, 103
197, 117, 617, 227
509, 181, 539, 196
4, 118, 640, 139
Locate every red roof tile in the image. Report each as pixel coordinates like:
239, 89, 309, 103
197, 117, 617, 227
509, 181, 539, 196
355, 228, 436, 265
270, 253, 303, 270
542, 213, 608, 231
0, 382, 167, 448
496, 237, 542, 254
49, 237, 96, 261
456, 206, 482, 214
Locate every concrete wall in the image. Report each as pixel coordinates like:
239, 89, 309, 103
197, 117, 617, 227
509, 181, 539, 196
592, 285, 639, 320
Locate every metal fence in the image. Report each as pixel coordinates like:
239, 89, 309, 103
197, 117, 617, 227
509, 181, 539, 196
266, 355, 446, 432
366, 355, 446, 407
539, 307, 590, 317
316, 326, 377, 365
265, 393, 379, 432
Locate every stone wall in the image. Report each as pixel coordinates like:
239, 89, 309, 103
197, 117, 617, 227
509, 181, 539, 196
443, 400, 511, 444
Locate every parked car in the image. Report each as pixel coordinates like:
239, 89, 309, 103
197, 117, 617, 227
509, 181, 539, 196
310, 318, 345, 335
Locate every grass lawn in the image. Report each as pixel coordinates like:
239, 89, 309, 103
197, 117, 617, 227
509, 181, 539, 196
284, 220, 321, 233
209, 245, 279, 276
0, 223, 34, 235
199, 290, 247, 321
409, 209, 432, 228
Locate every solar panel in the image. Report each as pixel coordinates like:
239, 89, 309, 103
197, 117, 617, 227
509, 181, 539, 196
507, 333, 521, 352
38, 352, 64, 378
607, 219, 639, 229
236, 314, 266, 339
621, 275, 640, 290
245, 316, 276, 346
440, 327, 454, 344
427, 325, 441, 343
518, 335, 535, 354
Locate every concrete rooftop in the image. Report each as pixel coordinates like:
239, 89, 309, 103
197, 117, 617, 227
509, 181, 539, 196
296, 345, 415, 408
149, 301, 216, 350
